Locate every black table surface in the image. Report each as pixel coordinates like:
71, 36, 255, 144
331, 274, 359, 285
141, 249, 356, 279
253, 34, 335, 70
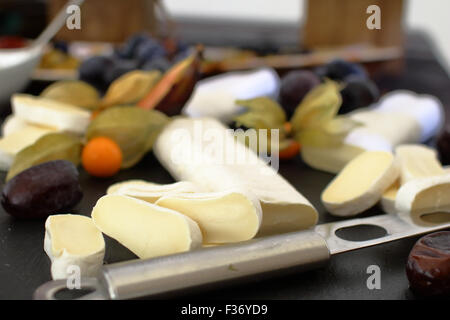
0, 32, 449, 300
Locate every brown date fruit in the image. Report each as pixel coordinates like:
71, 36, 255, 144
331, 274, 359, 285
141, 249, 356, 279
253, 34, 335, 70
1, 160, 82, 219
406, 231, 450, 296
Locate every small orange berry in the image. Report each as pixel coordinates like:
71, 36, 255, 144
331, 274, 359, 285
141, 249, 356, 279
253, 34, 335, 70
279, 140, 301, 160
82, 137, 122, 177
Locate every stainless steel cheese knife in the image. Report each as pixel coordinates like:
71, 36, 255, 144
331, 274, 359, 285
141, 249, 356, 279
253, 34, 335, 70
34, 214, 450, 300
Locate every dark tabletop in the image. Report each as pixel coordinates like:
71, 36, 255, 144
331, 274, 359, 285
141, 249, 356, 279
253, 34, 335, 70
0, 32, 449, 300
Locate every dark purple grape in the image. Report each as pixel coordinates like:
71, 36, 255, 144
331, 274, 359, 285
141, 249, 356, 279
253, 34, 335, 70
279, 70, 320, 117
141, 57, 171, 72
115, 33, 149, 59
437, 125, 450, 165
406, 231, 450, 297
135, 39, 167, 65
316, 59, 367, 81
79, 56, 114, 85
103, 59, 138, 85
339, 76, 379, 114
2, 160, 82, 219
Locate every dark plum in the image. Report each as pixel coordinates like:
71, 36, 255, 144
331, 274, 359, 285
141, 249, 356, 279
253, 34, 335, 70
339, 76, 379, 114
279, 70, 320, 117
437, 125, 450, 165
406, 231, 450, 297
316, 59, 367, 81
141, 56, 172, 72
135, 39, 166, 65
115, 33, 149, 59
1, 160, 82, 219
79, 56, 114, 85
103, 59, 139, 85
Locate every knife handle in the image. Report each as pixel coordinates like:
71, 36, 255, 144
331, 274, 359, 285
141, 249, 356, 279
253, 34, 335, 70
98, 230, 330, 299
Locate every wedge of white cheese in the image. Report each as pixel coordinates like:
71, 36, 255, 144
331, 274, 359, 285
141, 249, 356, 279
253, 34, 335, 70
91, 195, 202, 259
0, 126, 55, 170
396, 174, 450, 225
1, 115, 57, 137
156, 190, 262, 243
395, 144, 444, 185
321, 151, 399, 216
379, 144, 445, 215
12, 94, 91, 135
44, 214, 105, 280
107, 180, 200, 203
153, 118, 318, 236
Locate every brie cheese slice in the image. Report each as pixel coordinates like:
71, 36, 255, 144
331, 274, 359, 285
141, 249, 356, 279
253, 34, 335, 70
395, 144, 444, 185
107, 180, 200, 203
156, 190, 262, 243
91, 195, 202, 259
153, 118, 318, 236
322, 151, 399, 216
44, 214, 105, 280
12, 94, 91, 135
396, 174, 450, 225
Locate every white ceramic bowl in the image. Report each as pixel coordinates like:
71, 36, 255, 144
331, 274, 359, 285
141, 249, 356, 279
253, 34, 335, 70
0, 45, 43, 105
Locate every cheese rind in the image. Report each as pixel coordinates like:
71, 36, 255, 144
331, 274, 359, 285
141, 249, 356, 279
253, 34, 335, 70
395, 174, 450, 225
44, 214, 105, 280
395, 144, 444, 185
322, 151, 399, 216
153, 118, 318, 236
12, 94, 91, 135
91, 195, 202, 259
156, 190, 262, 243
107, 180, 200, 203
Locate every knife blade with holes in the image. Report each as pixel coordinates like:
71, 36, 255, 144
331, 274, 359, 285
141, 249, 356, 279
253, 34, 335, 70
33, 213, 450, 300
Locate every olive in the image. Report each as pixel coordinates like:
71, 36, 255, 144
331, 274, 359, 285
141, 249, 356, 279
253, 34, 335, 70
1, 160, 82, 219
406, 231, 450, 297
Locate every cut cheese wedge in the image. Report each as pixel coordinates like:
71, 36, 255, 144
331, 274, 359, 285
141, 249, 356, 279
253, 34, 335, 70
156, 190, 262, 243
321, 151, 399, 216
107, 180, 199, 203
153, 118, 318, 236
1, 115, 57, 137
91, 195, 202, 259
12, 94, 91, 135
380, 179, 400, 214
379, 144, 445, 215
0, 126, 55, 170
396, 174, 450, 225
44, 214, 105, 280
395, 144, 444, 185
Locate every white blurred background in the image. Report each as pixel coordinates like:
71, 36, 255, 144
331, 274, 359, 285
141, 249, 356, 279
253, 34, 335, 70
165, 0, 450, 72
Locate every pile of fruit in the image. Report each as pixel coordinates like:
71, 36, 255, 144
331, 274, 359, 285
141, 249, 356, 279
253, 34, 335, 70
231, 59, 380, 160
79, 34, 189, 92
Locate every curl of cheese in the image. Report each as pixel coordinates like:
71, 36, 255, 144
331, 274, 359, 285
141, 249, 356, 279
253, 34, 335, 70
44, 214, 105, 280
321, 151, 399, 216
12, 94, 90, 135
396, 174, 450, 225
91, 195, 202, 259
156, 190, 262, 244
